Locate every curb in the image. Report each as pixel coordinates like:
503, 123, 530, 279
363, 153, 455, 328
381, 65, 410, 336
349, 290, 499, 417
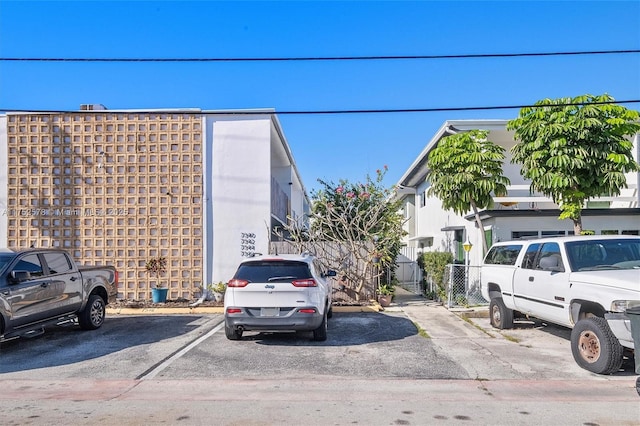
106, 304, 383, 316
451, 307, 490, 319
106, 307, 224, 315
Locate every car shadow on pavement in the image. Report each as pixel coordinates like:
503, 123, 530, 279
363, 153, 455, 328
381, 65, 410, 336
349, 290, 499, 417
512, 318, 572, 338
247, 312, 419, 347
0, 315, 213, 374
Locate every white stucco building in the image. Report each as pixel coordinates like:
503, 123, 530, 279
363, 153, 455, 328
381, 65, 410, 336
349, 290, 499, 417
396, 119, 640, 268
205, 111, 310, 285
0, 107, 309, 299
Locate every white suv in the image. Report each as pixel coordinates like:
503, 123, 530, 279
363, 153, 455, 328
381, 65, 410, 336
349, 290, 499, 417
224, 253, 336, 341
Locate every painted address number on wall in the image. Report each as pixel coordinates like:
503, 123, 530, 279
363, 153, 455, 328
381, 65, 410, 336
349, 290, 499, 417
240, 232, 257, 257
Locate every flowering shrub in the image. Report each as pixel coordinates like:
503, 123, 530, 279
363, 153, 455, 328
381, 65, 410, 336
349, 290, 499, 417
283, 166, 406, 300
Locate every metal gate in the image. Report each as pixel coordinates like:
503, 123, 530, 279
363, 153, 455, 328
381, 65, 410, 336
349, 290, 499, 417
395, 247, 422, 294
444, 264, 487, 307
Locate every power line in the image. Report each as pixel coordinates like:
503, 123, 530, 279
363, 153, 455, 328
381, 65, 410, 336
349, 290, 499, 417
1, 49, 638, 62
2, 100, 639, 116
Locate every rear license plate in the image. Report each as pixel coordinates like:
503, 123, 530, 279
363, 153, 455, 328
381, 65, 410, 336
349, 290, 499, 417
260, 307, 279, 317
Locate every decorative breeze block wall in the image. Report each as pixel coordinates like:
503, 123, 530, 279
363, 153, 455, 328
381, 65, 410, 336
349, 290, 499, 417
5, 112, 204, 300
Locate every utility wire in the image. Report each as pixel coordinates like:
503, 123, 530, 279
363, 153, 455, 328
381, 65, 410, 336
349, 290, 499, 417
2, 100, 639, 115
1, 49, 638, 62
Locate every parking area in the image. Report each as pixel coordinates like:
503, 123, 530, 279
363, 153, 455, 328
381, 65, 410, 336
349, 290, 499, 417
0, 311, 466, 381
1, 305, 638, 426
0, 314, 220, 379
0, 302, 636, 382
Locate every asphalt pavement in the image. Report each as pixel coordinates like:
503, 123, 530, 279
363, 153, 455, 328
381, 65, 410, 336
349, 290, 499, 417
106, 286, 637, 381
3, 287, 640, 425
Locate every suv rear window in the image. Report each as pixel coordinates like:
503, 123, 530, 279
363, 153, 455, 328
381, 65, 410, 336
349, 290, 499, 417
484, 244, 522, 265
234, 260, 312, 283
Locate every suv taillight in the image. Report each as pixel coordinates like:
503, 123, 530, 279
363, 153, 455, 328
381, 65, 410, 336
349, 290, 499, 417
292, 278, 317, 287
228, 279, 249, 287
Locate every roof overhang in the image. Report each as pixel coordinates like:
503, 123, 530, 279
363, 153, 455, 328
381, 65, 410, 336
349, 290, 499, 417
395, 119, 511, 190
440, 225, 465, 232
464, 208, 640, 222
408, 235, 434, 241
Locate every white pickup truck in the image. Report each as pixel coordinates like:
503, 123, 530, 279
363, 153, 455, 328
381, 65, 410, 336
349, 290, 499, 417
481, 235, 640, 375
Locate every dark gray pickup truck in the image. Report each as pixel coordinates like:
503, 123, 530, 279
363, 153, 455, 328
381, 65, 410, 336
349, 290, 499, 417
0, 248, 118, 341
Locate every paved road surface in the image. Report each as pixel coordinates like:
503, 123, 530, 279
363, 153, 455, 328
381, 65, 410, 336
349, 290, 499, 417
1, 376, 637, 425
0, 289, 638, 425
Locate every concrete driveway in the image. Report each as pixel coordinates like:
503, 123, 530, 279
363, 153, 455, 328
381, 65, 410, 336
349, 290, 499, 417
393, 289, 637, 380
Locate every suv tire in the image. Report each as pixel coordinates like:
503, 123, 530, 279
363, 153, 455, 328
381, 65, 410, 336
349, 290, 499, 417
312, 310, 328, 342
225, 320, 243, 340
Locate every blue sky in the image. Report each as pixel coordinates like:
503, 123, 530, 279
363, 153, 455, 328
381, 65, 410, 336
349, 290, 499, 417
1, 1, 639, 194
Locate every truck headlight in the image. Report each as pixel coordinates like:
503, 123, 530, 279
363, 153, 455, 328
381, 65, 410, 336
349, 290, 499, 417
611, 300, 640, 313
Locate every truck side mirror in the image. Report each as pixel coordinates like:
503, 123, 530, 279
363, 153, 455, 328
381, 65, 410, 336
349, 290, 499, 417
324, 270, 337, 278
10, 270, 31, 283
539, 255, 564, 272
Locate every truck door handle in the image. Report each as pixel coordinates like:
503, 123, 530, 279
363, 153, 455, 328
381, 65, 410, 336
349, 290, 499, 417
70, 276, 78, 281
1, 290, 9, 296
40, 282, 50, 288
529, 276, 534, 282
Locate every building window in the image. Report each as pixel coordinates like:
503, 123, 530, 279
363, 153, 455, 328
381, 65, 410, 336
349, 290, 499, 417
586, 201, 610, 209
512, 231, 538, 240
541, 231, 567, 237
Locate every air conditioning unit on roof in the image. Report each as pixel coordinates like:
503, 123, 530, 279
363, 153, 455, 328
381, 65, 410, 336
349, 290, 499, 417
80, 104, 107, 111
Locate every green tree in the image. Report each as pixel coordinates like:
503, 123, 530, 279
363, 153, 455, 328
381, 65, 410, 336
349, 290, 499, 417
145, 256, 167, 288
283, 167, 406, 300
426, 130, 510, 254
508, 94, 640, 234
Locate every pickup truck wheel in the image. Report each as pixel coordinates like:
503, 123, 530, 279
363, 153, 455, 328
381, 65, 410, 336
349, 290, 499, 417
327, 305, 333, 319
570, 317, 623, 375
312, 310, 328, 342
489, 298, 513, 329
78, 294, 106, 330
224, 320, 243, 340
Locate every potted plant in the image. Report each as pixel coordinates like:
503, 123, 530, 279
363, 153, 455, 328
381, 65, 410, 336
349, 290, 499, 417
377, 282, 395, 307
204, 282, 226, 302
146, 256, 168, 303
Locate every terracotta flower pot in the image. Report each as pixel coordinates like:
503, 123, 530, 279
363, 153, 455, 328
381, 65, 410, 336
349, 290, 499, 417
378, 294, 392, 307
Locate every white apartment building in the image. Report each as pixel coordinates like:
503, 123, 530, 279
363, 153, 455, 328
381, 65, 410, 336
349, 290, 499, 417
396, 119, 640, 267
0, 106, 309, 300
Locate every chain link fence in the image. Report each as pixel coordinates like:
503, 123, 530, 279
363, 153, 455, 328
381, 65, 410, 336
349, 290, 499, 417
444, 264, 487, 307
396, 247, 421, 294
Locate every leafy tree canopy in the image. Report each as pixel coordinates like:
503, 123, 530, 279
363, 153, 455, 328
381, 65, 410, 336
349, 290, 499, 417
426, 129, 510, 253
507, 94, 640, 234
